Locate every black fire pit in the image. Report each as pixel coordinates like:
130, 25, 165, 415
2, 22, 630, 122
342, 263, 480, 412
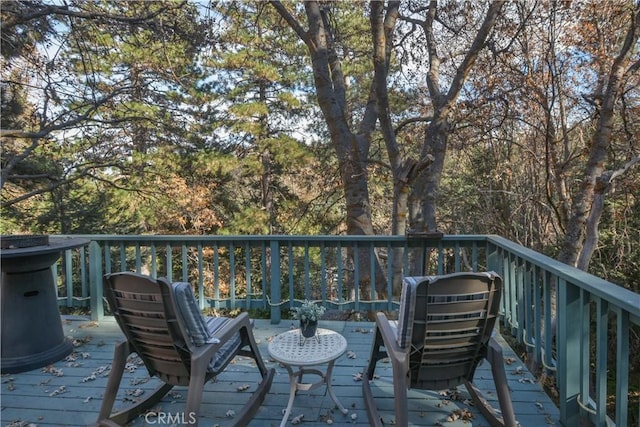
1, 235, 89, 373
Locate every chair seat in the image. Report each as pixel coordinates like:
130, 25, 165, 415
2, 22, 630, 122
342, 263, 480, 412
204, 316, 242, 373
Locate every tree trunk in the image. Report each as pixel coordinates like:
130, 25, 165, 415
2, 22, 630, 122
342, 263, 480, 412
557, 5, 639, 267
412, 1, 505, 232
419, 114, 450, 232
270, 0, 382, 299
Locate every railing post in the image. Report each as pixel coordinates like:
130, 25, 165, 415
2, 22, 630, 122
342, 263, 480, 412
89, 241, 104, 321
486, 241, 501, 275
557, 278, 581, 426
270, 240, 281, 324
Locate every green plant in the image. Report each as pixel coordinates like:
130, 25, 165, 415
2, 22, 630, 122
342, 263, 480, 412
291, 300, 326, 323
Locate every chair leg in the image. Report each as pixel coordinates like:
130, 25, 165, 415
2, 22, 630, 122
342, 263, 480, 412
362, 327, 387, 427
97, 341, 129, 422
109, 383, 174, 426
487, 338, 517, 427
240, 323, 272, 380
98, 340, 174, 426
232, 367, 275, 427
464, 338, 517, 427
391, 356, 409, 427
232, 324, 276, 426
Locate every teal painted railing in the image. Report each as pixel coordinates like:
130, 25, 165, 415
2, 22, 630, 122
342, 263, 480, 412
52, 234, 639, 426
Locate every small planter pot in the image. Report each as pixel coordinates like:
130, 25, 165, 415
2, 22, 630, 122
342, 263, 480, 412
299, 320, 319, 344
300, 320, 318, 337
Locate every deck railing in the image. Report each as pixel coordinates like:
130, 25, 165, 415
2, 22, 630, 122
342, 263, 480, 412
52, 234, 639, 426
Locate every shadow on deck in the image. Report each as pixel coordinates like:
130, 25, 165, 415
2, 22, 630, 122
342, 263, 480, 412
0, 317, 559, 426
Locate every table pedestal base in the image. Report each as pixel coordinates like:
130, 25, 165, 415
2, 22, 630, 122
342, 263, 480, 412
1, 239, 88, 374
1, 338, 73, 374
279, 361, 348, 427
268, 328, 349, 427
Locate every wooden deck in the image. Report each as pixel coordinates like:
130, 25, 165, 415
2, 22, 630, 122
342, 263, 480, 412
1, 317, 560, 426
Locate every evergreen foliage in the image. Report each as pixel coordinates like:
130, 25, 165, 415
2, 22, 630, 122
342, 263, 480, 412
1, 0, 638, 293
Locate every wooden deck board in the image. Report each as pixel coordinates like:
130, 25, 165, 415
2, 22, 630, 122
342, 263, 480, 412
0, 317, 559, 426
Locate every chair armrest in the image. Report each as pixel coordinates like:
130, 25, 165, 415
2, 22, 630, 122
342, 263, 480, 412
190, 312, 252, 363
375, 312, 408, 362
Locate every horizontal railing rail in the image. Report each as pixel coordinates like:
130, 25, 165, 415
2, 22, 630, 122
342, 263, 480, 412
49, 233, 639, 426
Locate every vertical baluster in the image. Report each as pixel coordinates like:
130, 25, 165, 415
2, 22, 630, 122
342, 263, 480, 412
595, 298, 608, 425
64, 249, 73, 308
197, 243, 204, 310
304, 242, 310, 299
320, 242, 327, 304
369, 241, 376, 303
245, 241, 252, 310
615, 309, 629, 426
579, 288, 591, 421
558, 278, 581, 426
135, 243, 141, 273
89, 241, 104, 320
119, 242, 126, 271
181, 243, 188, 283
543, 271, 554, 372
269, 240, 280, 323
532, 266, 542, 366
523, 261, 533, 349
229, 242, 236, 308
287, 242, 294, 303
353, 241, 360, 311
80, 246, 87, 308
104, 241, 112, 275
386, 241, 393, 310
165, 243, 172, 281
336, 242, 343, 304
261, 241, 268, 308
213, 242, 220, 309
151, 242, 157, 277
515, 257, 524, 341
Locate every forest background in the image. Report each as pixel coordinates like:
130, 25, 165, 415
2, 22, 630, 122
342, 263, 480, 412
1, 0, 639, 298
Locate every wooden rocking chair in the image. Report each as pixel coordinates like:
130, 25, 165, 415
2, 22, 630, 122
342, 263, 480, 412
362, 272, 517, 427
96, 272, 274, 426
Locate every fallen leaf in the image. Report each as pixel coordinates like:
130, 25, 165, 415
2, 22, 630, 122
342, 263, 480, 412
48, 385, 67, 396
81, 373, 97, 383
79, 321, 99, 328
130, 376, 149, 386
41, 366, 64, 377
512, 366, 525, 375
126, 388, 144, 397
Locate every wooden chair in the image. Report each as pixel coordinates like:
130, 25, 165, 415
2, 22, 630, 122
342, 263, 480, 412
97, 272, 274, 426
362, 272, 517, 427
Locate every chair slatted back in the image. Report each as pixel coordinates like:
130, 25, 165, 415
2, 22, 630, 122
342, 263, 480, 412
104, 273, 191, 384
405, 272, 502, 390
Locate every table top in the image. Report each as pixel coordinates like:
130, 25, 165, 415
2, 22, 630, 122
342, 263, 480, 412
0, 237, 90, 258
268, 328, 347, 366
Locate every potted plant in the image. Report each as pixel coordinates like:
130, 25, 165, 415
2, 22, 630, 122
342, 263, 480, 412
291, 300, 326, 340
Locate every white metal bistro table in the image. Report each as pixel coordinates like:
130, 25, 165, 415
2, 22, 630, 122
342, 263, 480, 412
268, 328, 349, 427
